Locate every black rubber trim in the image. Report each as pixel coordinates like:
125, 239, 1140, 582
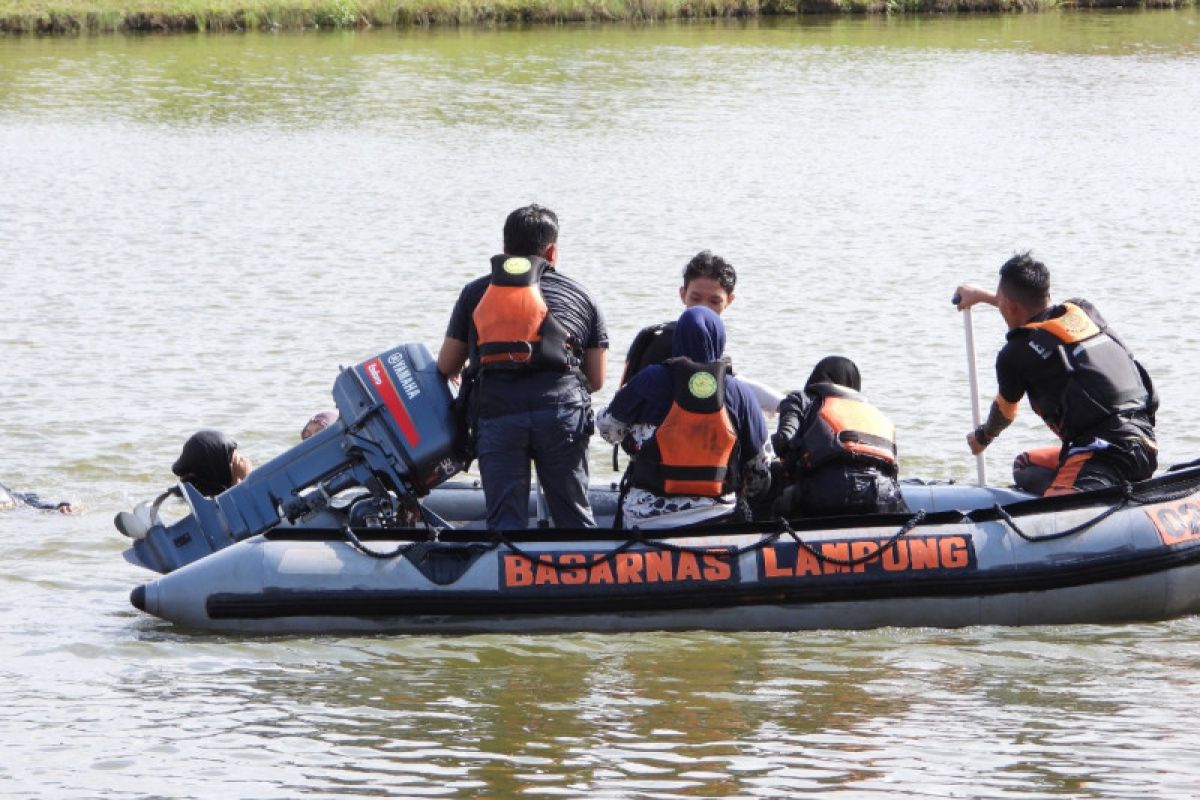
206, 539, 1200, 620
260, 466, 1200, 546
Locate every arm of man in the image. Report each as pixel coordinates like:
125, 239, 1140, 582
954, 283, 999, 311
437, 337, 468, 380
967, 348, 1023, 454
582, 347, 607, 392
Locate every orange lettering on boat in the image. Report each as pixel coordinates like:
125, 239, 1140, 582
534, 560, 560, 585
940, 536, 970, 569
908, 538, 940, 570
762, 546, 791, 578
703, 550, 732, 581
849, 541, 880, 573
616, 553, 644, 584
644, 551, 674, 582
820, 542, 852, 574
796, 546, 823, 576
559, 553, 587, 585
675, 552, 702, 581
882, 542, 909, 572
588, 556, 615, 585
505, 555, 533, 587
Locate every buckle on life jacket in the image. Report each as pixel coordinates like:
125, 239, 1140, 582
507, 341, 534, 362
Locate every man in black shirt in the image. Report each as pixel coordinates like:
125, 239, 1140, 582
955, 252, 1157, 495
437, 205, 608, 530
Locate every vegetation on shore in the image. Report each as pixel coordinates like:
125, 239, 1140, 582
0, 0, 1193, 33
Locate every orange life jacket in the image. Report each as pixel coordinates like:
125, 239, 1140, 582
630, 358, 739, 498
797, 383, 898, 473
1019, 302, 1152, 442
469, 255, 575, 372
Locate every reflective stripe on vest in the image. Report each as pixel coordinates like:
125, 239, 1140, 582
471, 254, 573, 371
630, 358, 739, 498
800, 383, 897, 471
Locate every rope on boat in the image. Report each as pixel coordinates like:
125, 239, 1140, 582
779, 510, 926, 568
340, 526, 424, 560
494, 510, 928, 573
991, 483, 1133, 543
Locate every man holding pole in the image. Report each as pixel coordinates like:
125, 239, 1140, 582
954, 252, 1158, 495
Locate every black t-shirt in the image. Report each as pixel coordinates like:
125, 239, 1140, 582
446, 265, 608, 414
996, 298, 1153, 445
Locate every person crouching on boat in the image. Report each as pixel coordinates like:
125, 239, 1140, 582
597, 306, 771, 528
171, 430, 253, 497
770, 356, 908, 518
955, 252, 1157, 495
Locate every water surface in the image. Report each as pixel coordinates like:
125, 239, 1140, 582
3, 12, 1200, 797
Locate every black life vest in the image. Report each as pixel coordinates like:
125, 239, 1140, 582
629, 358, 740, 498
795, 383, 898, 473
468, 255, 577, 373
1018, 302, 1153, 443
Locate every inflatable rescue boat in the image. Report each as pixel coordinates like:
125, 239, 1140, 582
115, 342, 1200, 633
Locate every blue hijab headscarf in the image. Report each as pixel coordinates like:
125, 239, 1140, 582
671, 306, 725, 363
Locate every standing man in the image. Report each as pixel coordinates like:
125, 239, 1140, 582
437, 205, 608, 530
621, 250, 783, 414
954, 252, 1157, 495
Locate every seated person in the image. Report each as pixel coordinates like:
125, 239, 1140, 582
171, 430, 253, 497
301, 410, 338, 441
621, 250, 783, 416
0, 479, 77, 514
772, 356, 908, 518
598, 306, 771, 528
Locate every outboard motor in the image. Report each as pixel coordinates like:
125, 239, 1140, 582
122, 343, 462, 573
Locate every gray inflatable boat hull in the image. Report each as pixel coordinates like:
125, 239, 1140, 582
128, 474, 1200, 634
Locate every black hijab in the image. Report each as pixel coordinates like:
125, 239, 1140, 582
805, 356, 862, 392
171, 430, 238, 497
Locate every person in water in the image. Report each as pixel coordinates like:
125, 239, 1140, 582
437, 204, 608, 531
0, 480, 77, 514
771, 356, 908, 518
620, 250, 783, 415
301, 410, 338, 440
955, 252, 1157, 495
598, 306, 771, 527
171, 429, 253, 497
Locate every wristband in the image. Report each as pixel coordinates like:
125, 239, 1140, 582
973, 424, 993, 447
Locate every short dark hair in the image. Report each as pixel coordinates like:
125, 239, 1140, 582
998, 251, 1051, 308
503, 204, 559, 257
682, 250, 737, 295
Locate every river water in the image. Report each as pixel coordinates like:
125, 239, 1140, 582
3, 11, 1200, 797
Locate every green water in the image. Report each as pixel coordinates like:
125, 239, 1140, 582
2, 12, 1200, 797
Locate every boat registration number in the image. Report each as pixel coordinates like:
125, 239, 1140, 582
1145, 498, 1200, 546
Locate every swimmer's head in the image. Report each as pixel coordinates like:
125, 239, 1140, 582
301, 410, 339, 441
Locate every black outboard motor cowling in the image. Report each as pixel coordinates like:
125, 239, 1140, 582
124, 343, 462, 573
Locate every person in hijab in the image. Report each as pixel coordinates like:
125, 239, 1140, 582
301, 410, 339, 441
171, 430, 253, 497
771, 356, 908, 518
597, 306, 771, 528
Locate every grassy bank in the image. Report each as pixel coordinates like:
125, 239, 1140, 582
0, 0, 1192, 33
